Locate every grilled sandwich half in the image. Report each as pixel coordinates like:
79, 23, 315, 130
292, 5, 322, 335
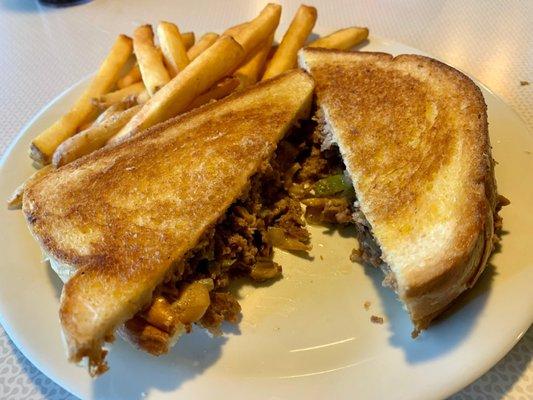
297, 48, 504, 332
23, 70, 314, 375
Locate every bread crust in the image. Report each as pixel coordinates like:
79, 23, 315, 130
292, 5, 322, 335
22, 70, 314, 372
299, 48, 498, 329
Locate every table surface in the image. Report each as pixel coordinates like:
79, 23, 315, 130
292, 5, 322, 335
0, 1, 531, 399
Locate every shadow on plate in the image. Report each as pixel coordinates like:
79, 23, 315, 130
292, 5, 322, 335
43, 255, 236, 398
90, 322, 231, 399
317, 221, 504, 364
353, 39, 370, 51
46, 262, 63, 299
91, 268, 293, 397
315, 222, 357, 238
307, 31, 320, 43
43, 247, 295, 397
365, 233, 506, 364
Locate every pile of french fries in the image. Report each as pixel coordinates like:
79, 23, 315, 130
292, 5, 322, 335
8, 3, 369, 209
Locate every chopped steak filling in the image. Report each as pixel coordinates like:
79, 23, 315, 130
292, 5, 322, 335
289, 109, 386, 270
124, 132, 311, 355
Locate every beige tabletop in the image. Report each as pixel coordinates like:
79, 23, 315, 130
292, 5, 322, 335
0, 1, 531, 399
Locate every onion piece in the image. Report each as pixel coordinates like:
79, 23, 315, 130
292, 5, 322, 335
267, 227, 310, 251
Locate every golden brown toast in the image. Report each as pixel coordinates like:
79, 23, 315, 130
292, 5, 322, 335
299, 48, 498, 330
23, 70, 314, 373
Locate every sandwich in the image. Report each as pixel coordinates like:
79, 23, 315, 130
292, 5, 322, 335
295, 48, 505, 333
22, 69, 314, 375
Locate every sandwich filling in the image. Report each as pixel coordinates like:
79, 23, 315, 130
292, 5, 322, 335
123, 107, 398, 358
289, 109, 386, 269
123, 130, 312, 356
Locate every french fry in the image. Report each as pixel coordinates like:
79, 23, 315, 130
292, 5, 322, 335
262, 5, 316, 80
109, 35, 245, 144
232, 3, 281, 55
79, 100, 136, 132
94, 101, 134, 125
6, 165, 53, 210
187, 32, 219, 61
117, 63, 142, 89
184, 77, 239, 112
29, 34, 133, 165
52, 105, 141, 167
308, 27, 369, 50
234, 33, 275, 90
224, 22, 248, 37
155, 45, 163, 58
92, 82, 146, 109
267, 44, 278, 60
77, 120, 94, 133
136, 90, 150, 105
157, 21, 190, 77
181, 31, 195, 49
134, 24, 171, 96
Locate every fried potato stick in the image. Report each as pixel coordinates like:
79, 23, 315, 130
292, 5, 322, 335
262, 5, 316, 80
30, 35, 133, 164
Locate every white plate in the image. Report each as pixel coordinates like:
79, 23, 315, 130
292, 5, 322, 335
0, 36, 532, 400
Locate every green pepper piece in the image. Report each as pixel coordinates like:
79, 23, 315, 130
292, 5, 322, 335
313, 174, 351, 196
221, 259, 236, 267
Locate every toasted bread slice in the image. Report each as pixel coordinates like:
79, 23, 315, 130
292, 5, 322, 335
299, 48, 498, 330
23, 70, 314, 373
